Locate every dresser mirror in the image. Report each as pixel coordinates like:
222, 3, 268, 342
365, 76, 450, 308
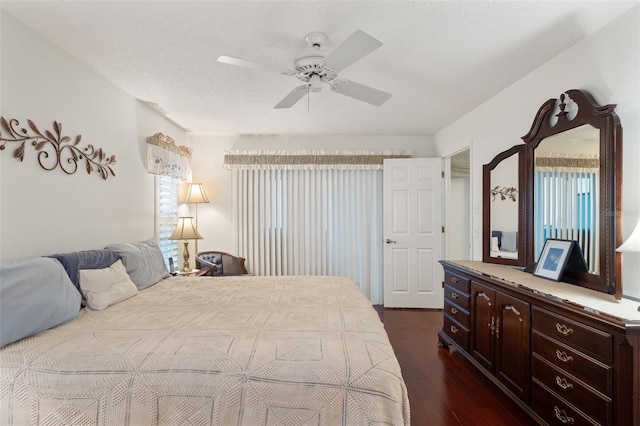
533, 124, 600, 274
523, 89, 622, 298
482, 89, 622, 298
482, 145, 525, 266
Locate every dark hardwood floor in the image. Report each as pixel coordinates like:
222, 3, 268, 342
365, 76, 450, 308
375, 307, 538, 426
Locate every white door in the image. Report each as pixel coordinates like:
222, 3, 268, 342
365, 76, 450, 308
383, 158, 444, 308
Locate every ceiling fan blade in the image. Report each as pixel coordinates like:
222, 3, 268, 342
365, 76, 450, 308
331, 79, 391, 106
323, 30, 383, 71
274, 85, 309, 109
218, 55, 295, 76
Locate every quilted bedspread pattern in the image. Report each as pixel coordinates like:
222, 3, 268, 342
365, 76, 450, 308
1, 275, 410, 425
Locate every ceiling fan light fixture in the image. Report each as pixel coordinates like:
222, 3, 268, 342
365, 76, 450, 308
221, 29, 390, 108
309, 74, 322, 92
305, 32, 328, 50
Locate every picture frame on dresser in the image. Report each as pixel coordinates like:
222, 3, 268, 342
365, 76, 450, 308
533, 239, 588, 281
534, 238, 590, 281
534, 239, 573, 281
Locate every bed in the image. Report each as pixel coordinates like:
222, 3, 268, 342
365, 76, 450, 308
0, 271, 410, 425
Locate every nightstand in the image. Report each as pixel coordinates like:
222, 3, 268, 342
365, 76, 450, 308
175, 269, 200, 276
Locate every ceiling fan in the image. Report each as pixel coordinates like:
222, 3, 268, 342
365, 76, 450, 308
218, 30, 392, 109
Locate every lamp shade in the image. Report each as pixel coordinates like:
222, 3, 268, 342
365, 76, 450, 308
169, 217, 203, 240
184, 183, 209, 204
617, 219, 640, 252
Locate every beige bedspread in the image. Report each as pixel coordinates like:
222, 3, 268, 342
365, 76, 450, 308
1, 275, 409, 425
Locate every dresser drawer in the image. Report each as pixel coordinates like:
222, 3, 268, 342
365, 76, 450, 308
444, 298, 469, 328
532, 380, 602, 426
532, 331, 612, 395
532, 354, 611, 425
533, 307, 612, 363
443, 314, 469, 352
444, 270, 470, 294
444, 285, 470, 310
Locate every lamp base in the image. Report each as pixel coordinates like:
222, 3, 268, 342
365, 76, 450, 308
181, 241, 191, 272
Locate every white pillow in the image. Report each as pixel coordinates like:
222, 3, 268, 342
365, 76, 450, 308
79, 260, 139, 310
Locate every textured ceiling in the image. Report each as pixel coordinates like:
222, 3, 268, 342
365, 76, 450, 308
2, 1, 637, 135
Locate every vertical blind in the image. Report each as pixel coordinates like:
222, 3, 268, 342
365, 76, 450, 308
226, 150, 411, 304
534, 154, 599, 273
232, 168, 385, 303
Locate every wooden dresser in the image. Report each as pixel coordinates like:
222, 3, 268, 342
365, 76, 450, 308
438, 261, 640, 426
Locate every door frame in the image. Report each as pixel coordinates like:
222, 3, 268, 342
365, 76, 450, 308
444, 144, 474, 261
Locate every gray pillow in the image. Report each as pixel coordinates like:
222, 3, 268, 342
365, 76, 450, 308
105, 238, 170, 290
0, 257, 82, 348
501, 231, 518, 252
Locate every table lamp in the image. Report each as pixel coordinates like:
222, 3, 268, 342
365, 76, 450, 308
617, 218, 640, 311
184, 183, 209, 254
169, 216, 203, 272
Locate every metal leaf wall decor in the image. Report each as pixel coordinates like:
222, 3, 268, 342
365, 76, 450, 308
0, 117, 116, 180
491, 186, 518, 202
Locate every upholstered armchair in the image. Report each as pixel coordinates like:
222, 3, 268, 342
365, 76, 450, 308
196, 251, 248, 276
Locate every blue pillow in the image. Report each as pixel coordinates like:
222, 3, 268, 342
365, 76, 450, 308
0, 257, 82, 348
104, 238, 170, 290
49, 249, 120, 291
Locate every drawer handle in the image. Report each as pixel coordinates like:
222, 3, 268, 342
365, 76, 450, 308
451, 292, 459, 299
555, 323, 574, 336
555, 350, 574, 363
553, 406, 575, 424
450, 325, 459, 334
451, 277, 459, 284
555, 376, 574, 390
450, 307, 459, 314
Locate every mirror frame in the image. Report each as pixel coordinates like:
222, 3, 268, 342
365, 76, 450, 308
482, 144, 526, 266
522, 89, 623, 298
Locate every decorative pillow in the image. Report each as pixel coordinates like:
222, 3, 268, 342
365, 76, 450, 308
0, 257, 82, 348
104, 238, 170, 290
491, 230, 503, 249
48, 249, 120, 291
79, 260, 139, 310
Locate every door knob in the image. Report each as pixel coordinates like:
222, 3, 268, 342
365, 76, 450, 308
385, 238, 397, 244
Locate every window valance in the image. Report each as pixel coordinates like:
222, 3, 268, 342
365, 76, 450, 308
223, 150, 412, 170
146, 133, 192, 180
535, 152, 599, 173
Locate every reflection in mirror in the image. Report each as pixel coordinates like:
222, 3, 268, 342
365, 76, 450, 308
490, 152, 519, 260
483, 145, 525, 266
533, 124, 600, 273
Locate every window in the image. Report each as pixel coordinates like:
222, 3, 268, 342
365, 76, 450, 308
156, 175, 179, 268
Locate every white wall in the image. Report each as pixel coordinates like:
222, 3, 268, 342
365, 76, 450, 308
189, 134, 434, 254
0, 11, 188, 260
434, 6, 640, 299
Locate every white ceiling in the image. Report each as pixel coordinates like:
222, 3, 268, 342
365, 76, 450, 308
2, 1, 637, 136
